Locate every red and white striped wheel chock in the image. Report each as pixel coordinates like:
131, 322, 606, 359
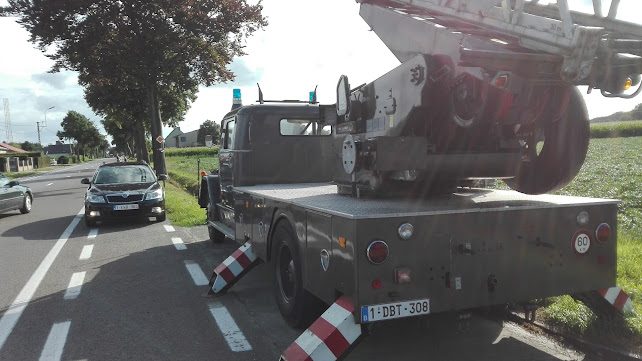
209, 241, 259, 294
597, 286, 635, 315
280, 296, 362, 361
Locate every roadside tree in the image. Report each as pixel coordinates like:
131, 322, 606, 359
3, 0, 267, 175
197, 120, 221, 146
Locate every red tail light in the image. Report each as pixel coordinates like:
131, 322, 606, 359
366, 240, 389, 264
596, 223, 611, 243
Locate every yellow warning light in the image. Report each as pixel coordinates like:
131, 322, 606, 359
624, 78, 633, 90
339, 237, 347, 248
245, 201, 249, 208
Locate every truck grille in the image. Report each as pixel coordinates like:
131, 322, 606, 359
107, 194, 144, 203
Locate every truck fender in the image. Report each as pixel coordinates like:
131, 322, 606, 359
199, 174, 221, 210
266, 210, 298, 263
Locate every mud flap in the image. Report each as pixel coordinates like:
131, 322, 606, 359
208, 241, 260, 295
279, 296, 362, 361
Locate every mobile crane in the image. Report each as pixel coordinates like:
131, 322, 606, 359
200, 1, 639, 360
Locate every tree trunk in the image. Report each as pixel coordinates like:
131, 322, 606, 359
148, 83, 167, 175
134, 121, 148, 163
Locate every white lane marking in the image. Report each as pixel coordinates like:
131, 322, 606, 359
64, 272, 87, 300
39, 321, 71, 361
184, 261, 209, 286
164, 225, 175, 232
208, 303, 252, 352
46, 183, 54, 187
87, 228, 98, 239
79, 245, 94, 260
172, 237, 187, 251
66, 175, 71, 178
0, 209, 83, 351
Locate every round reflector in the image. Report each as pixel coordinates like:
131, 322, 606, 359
366, 240, 389, 264
595, 223, 611, 243
372, 279, 382, 289
398, 223, 414, 240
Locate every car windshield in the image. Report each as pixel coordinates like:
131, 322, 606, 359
93, 166, 155, 184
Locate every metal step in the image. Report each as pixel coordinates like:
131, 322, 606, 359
209, 220, 235, 240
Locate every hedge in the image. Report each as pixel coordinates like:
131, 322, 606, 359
590, 121, 642, 138
153, 146, 220, 158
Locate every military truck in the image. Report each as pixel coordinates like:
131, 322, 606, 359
199, 0, 640, 359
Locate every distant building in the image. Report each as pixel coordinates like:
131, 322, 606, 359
0, 143, 28, 153
41, 141, 74, 158
166, 127, 199, 148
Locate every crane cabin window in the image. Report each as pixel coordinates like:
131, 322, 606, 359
280, 119, 331, 136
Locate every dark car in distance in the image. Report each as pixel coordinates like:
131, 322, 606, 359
81, 162, 167, 227
0, 172, 32, 215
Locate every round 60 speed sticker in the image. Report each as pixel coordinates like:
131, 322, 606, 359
572, 230, 592, 255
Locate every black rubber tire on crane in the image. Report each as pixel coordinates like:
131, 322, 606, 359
271, 221, 315, 329
505, 87, 590, 195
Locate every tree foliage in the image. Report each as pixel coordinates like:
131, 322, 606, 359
4, 0, 267, 170
197, 120, 221, 146
57, 111, 105, 160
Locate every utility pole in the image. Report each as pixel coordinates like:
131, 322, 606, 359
38, 106, 54, 146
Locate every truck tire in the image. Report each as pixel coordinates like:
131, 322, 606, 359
505, 87, 589, 194
271, 221, 313, 329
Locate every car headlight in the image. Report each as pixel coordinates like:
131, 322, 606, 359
145, 188, 164, 201
87, 194, 106, 203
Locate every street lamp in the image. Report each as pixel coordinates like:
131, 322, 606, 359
37, 106, 55, 145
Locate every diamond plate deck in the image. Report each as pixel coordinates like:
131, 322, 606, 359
234, 183, 619, 219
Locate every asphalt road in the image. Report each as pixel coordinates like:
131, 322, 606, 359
0, 161, 592, 360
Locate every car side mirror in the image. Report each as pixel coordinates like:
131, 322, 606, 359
81, 178, 90, 185
8, 180, 19, 187
157, 174, 168, 181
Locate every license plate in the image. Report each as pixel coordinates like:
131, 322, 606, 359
113, 204, 139, 211
361, 299, 430, 323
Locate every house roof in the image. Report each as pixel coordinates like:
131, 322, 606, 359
0, 143, 28, 153
166, 127, 184, 139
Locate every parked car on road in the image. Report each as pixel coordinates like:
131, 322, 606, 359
0, 172, 32, 215
81, 162, 167, 227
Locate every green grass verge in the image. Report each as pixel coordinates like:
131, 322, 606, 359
164, 180, 206, 227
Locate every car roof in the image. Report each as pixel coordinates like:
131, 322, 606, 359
98, 161, 151, 168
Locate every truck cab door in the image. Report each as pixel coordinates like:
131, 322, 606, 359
219, 116, 236, 206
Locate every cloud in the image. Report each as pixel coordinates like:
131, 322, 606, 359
31, 71, 76, 90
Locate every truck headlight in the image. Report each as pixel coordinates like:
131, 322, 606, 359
145, 188, 164, 201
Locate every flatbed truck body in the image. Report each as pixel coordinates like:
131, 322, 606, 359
201, 102, 619, 325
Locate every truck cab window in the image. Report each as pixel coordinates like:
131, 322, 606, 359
223, 118, 236, 149
280, 119, 331, 136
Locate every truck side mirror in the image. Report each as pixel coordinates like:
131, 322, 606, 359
336, 75, 351, 117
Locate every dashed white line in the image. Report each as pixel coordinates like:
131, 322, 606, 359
46, 183, 54, 187
0, 209, 83, 351
39, 321, 71, 361
208, 303, 252, 352
184, 261, 209, 286
172, 237, 187, 251
64, 272, 86, 300
87, 228, 98, 239
164, 225, 175, 232
79, 245, 94, 260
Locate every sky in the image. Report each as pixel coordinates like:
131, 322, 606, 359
1, 0, 641, 147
